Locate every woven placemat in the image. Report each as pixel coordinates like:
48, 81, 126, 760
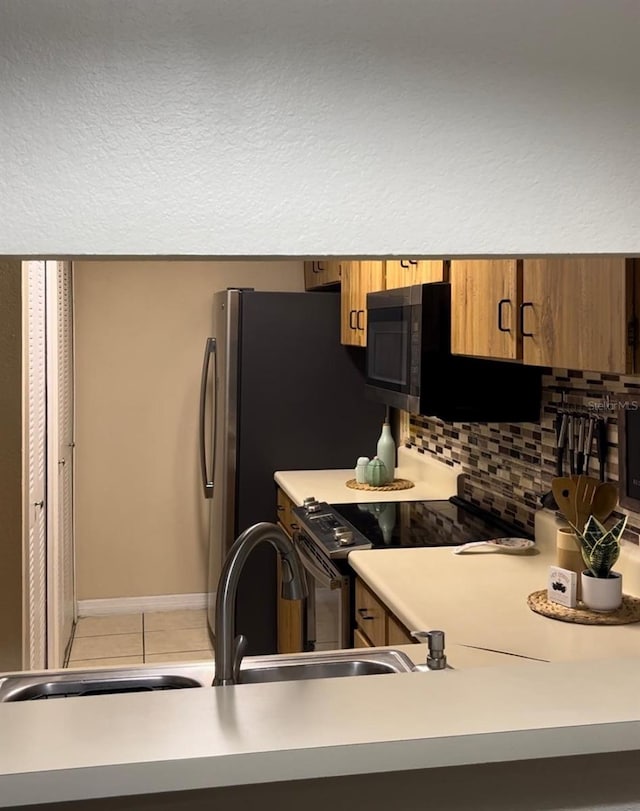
527, 590, 640, 625
345, 478, 415, 492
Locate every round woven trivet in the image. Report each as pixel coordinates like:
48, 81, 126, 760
345, 478, 415, 492
527, 590, 640, 625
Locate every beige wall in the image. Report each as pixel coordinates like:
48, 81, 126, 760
74, 261, 304, 601
0, 261, 23, 670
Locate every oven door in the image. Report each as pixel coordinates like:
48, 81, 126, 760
365, 286, 421, 412
294, 532, 351, 651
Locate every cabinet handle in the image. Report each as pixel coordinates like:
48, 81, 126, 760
290, 522, 299, 531
312, 262, 320, 274
317, 261, 325, 272
338, 263, 343, 278
409, 259, 418, 266
349, 309, 357, 330
400, 259, 410, 269
358, 608, 375, 620
356, 310, 365, 331
519, 302, 534, 338
497, 298, 510, 332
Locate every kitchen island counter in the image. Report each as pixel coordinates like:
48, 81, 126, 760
4, 651, 640, 809
4, 483, 640, 807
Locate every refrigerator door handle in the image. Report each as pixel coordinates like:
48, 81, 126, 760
199, 337, 217, 499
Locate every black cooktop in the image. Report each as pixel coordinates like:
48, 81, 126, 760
331, 496, 531, 549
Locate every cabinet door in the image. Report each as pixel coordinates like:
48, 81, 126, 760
325, 261, 345, 285
341, 261, 360, 345
276, 556, 304, 654
450, 260, 521, 360
341, 261, 385, 347
522, 258, 636, 373
276, 487, 300, 538
304, 260, 331, 290
354, 578, 386, 646
276, 488, 304, 654
353, 628, 373, 648
387, 614, 414, 646
385, 260, 447, 290
305, 260, 345, 289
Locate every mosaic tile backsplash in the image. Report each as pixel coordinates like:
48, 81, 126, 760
408, 369, 640, 542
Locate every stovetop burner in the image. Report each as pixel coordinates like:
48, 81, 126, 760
331, 496, 531, 549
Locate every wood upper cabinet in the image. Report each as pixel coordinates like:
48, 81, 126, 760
385, 260, 448, 290
521, 258, 638, 373
304, 260, 344, 290
341, 261, 385, 347
450, 257, 639, 374
450, 260, 522, 361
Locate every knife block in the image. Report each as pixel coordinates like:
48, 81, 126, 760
556, 527, 584, 600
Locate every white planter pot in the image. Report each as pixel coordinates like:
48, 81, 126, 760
581, 571, 623, 613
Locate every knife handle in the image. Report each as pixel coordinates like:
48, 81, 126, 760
584, 417, 596, 475
567, 416, 575, 475
556, 413, 569, 477
597, 418, 608, 482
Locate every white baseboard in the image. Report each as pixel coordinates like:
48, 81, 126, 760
77, 592, 210, 617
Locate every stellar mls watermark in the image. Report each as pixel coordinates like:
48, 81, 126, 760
587, 396, 639, 412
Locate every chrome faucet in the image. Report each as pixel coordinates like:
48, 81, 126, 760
213, 522, 307, 686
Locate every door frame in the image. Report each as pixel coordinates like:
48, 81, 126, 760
45, 260, 76, 668
22, 261, 48, 670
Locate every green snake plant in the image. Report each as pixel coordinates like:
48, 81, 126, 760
570, 514, 628, 578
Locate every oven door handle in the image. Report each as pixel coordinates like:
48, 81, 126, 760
294, 536, 342, 590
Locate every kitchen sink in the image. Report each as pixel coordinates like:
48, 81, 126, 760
0, 673, 202, 701
239, 650, 415, 684
0, 649, 416, 701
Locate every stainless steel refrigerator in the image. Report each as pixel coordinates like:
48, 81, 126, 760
200, 289, 385, 655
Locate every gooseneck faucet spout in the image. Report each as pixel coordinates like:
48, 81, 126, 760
213, 522, 307, 686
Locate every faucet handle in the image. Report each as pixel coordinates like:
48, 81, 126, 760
411, 629, 447, 670
232, 634, 248, 683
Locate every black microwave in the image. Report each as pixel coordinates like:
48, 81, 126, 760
365, 283, 542, 422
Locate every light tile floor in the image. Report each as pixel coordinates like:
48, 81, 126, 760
65, 609, 214, 668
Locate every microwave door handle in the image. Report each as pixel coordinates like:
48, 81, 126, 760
199, 337, 216, 499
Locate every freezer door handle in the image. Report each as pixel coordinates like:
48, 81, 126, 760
199, 337, 217, 499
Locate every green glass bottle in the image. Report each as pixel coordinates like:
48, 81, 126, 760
376, 421, 396, 484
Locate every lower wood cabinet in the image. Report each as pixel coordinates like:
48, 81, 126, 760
387, 613, 414, 646
354, 577, 416, 648
353, 628, 373, 648
354, 578, 387, 646
276, 487, 304, 654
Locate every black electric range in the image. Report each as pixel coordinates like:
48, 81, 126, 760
293, 496, 532, 561
291, 495, 533, 652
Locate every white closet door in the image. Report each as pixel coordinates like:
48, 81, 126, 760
46, 260, 75, 668
22, 261, 47, 670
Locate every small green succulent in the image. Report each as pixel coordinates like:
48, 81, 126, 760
570, 514, 628, 579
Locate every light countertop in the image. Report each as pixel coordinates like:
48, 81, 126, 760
4, 653, 640, 808
349, 509, 640, 663
4, 456, 640, 807
275, 445, 460, 506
